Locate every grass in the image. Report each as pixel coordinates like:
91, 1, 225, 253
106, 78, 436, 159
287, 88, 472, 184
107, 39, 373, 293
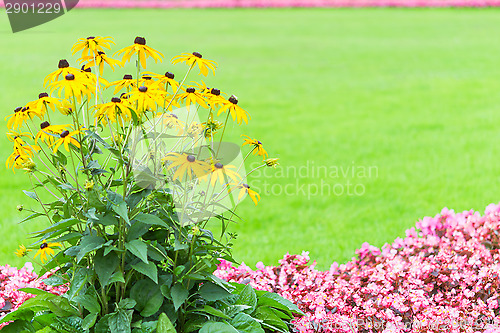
2, 8, 500, 270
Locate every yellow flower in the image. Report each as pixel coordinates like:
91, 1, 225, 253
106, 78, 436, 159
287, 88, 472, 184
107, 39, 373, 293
52, 129, 82, 153
172, 52, 217, 77
80, 65, 110, 88
44, 59, 84, 86
12, 136, 40, 158
205, 87, 227, 109
230, 183, 261, 205
157, 113, 184, 134
72, 36, 115, 58
265, 158, 280, 168
15, 245, 31, 258
138, 74, 156, 87
81, 51, 122, 75
35, 121, 69, 145
84, 179, 94, 191
49, 73, 93, 103
217, 95, 250, 125
175, 87, 208, 108
106, 74, 137, 94
162, 152, 210, 182
7, 130, 32, 142
146, 71, 179, 92
126, 86, 163, 113
242, 135, 268, 160
115, 36, 164, 69
6, 153, 31, 171
34, 240, 62, 263
203, 162, 241, 186
94, 97, 132, 127
5, 106, 40, 130
25, 92, 64, 117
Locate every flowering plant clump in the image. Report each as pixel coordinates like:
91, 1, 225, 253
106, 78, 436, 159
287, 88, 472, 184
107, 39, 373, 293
0, 263, 67, 329
2, 36, 300, 332
216, 203, 500, 333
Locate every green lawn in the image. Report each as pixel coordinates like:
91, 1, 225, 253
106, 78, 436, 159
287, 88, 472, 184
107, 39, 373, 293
2, 8, 500, 270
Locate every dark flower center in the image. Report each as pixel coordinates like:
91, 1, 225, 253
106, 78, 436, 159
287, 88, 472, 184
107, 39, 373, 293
210, 88, 221, 96
139, 86, 148, 93
65, 74, 75, 81
87, 36, 95, 39
134, 36, 146, 45
257, 141, 262, 145
228, 95, 238, 104
186, 87, 195, 93
60, 130, 70, 138
214, 162, 223, 169
142, 76, 152, 80
123, 74, 133, 80
22, 107, 29, 112
81, 65, 91, 73
39, 92, 49, 99
171, 114, 178, 119
40, 121, 50, 129
40, 243, 48, 249
187, 155, 196, 162
165, 72, 175, 79
192, 52, 202, 59
14, 107, 22, 113
243, 184, 250, 189
97, 51, 105, 56
120, 93, 129, 99
58, 59, 69, 68
111, 97, 121, 103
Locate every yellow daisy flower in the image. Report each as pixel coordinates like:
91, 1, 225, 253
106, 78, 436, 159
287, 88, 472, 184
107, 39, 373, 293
44, 59, 84, 87
147, 71, 179, 92
94, 97, 132, 127
81, 51, 122, 75
138, 74, 156, 87
175, 87, 208, 108
203, 162, 241, 186
230, 183, 261, 205
172, 52, 217, 77
106, 74, 136, 94
115, 36, 164, 69
6, 152, 31, 171
265, 158, 280, 168
217, 95, 250, 125
80, 65, 110, 88
157, 113, 184, 134
242, 135, 268, 160
34, 240, 62, 263
12, 136, 39, 157
126, 86, 163, 113
49, 73, 93, 103
35, 121, 69, 145
72, 36, 115, 58
15, 244, 31, 258
26, 92, 64, 117
52, 129, 82, 153
7, 130, 32, 142
5, 106, 40, 130
162, 152, 210, 182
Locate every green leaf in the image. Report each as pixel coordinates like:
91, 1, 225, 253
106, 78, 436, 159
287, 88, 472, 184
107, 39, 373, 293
199, 321, 239, 333
130, 279, 163, 317
199, 305, 231, 320
170, 283, 188, 311
126, 221, 151, 241
17, 288, 55, 296
199, 282, 232, 302
125, 240, 149, 263
109, 270, 125, 284
133, 213, 169, 228
108, 309, 133, 333
76, 235, 105, 263
156, 313, 176, 333
107, 190, 129, 224
118, 299, 136, 310
258, 292, 304, 316
254, 306, 288, 333
131, 261, 158, 283
82, 312, 98, 330
94, 250, 119, 287
231, 313, 265, 333
23, 190, 38, 200
74, 294, 100, 314
237, 284, 257, 313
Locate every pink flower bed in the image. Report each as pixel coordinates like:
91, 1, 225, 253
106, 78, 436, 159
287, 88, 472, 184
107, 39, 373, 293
215, 203, 500, 332
0, 263, 67, 329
